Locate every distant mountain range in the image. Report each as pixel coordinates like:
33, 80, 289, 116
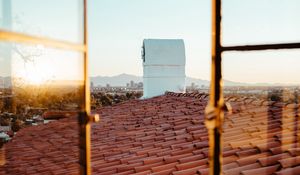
90, 74, 142, 87
1, 74, 297, 88
90, 73, 249, 87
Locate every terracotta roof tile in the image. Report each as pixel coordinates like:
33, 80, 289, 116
115, 170, 136, 175
117, 162, 143, 172
241, 164, 280, 175
223, 162, 261, 175
151, 162, 178, 172
1, 92, 300, 174
258, 153, 290, 167
172, 165, 207, 175
255, 141, 281, 152
275, 166, 300, 175
131, 170, 152, 175
152, 168, 176, 175
175, 159, 207, 170
287, 148, 300, 156
236, 152, 271, 166
278, 156, 300, 168
236, 148, 259, 158
223, 155, 239, 165
164, 153, 194, 164
270, 143, 300, 155
135, 162, 164, 173
143, 156, 164, 165
222, 162, 239, 170
197, 168, 209, 175
178, 154, 205, 163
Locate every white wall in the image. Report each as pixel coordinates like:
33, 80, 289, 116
142, 39, 186, 98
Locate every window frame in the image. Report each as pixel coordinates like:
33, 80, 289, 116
3, 0, 300, 174
206, 0, 300, 174
0, 0, 97, 175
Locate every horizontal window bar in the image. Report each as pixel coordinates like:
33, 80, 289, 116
0, 29, 86, 52
222, 42, 300, 52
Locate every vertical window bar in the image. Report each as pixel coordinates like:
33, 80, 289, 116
206, 0, 223, 175
79, 0, 91, 174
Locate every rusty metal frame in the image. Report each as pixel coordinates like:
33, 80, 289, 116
206, 0, 300, 174
0, 0, 97, 175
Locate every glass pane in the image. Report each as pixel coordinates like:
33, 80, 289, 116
89, 0, 210, 174
222, 0, 300, 46
0, 0, 83, 43
0, 41, 83, 174
222, 50, 300, 174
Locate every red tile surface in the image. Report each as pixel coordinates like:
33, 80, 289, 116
0, 92, 300, 174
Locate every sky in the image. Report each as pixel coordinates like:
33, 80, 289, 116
88, 0, 210, 80
1, 0, 300, 84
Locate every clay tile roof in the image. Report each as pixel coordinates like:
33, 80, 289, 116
275, 166, 300, 175
42, 111, 78, 120
0, 92, 300, 174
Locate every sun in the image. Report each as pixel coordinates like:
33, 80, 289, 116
13, 59, 54, 86
25, 63, 55, 85
25, 70, 47, 85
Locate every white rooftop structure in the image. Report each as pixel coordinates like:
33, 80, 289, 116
142, 39, 186, 98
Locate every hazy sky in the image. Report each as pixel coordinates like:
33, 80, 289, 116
88, 0, 300, 84
1, 0, 300, 83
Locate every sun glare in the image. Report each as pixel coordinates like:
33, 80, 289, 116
13, 59, 55, 86
25, 69, 48, 85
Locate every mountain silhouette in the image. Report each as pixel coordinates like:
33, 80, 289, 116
90, 74, 250, 87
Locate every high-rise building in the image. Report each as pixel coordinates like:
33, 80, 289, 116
130, 80, 134, 88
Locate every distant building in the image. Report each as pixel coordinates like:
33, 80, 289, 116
191, 82, 198, 90
90, 82, 94, 92
137, 82, 143, 88
130, 81, 134, 88
141, 39, 186, 98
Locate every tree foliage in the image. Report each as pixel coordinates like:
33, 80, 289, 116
91, 92, 142, 109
